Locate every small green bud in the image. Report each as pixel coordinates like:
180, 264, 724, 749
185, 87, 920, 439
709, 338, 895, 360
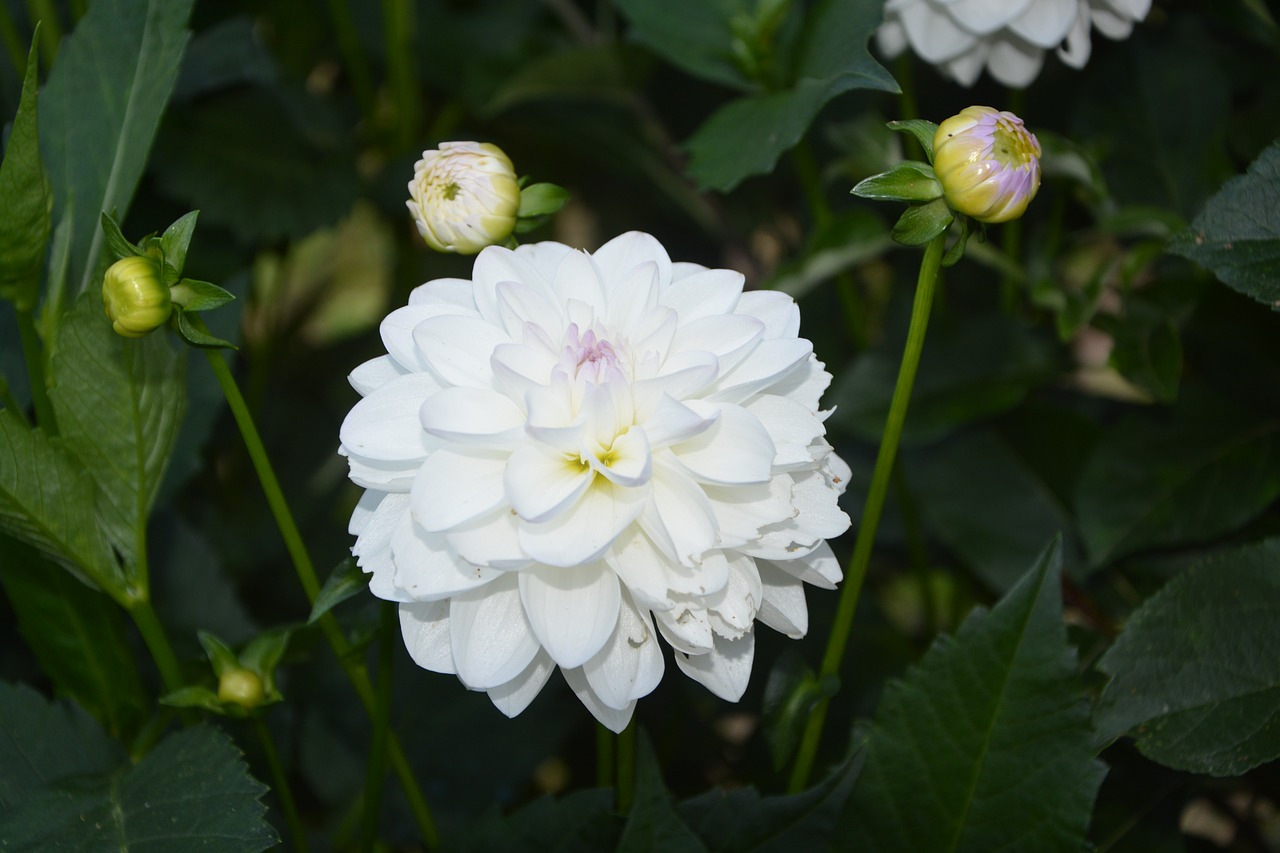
102, 256, 171, 337
217, 667, 265, 710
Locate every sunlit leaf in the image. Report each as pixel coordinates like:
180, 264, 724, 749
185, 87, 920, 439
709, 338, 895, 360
1095, 539, 1280, 776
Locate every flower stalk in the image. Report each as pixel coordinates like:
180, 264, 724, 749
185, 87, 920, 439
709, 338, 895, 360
199, 336, 439, 848
788, 231, 946, 792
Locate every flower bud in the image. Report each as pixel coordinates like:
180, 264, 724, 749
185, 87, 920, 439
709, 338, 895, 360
102, 256, 171, 337
406, 141, 521, 254
217, 667, 265, 710
932, 106, 1041, 224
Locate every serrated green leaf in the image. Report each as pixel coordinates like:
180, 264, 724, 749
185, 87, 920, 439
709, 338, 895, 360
905, 428, 1083, 593
0, 539, 148, 741
829, 314, 1059, 445
47, 290, 186, 577
1074, 391, 1280, 568
0, 34, 52, 311
39, 0, 196, 303
0, 682, 277, 851
835, 540, 1106, 852
439, 788, 620, 853
0, 409, 125, 594
1167, 139, 1280, 309
617, 729, 707, 853
612, 0, 754, 91
309, 557, 370, 625
682, 0, 896, 191
679, 740, 862, 850
1095, 539, 1280, 776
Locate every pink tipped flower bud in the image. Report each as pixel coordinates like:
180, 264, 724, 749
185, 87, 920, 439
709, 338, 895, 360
933, 106, 1042, 224
406, 141, 521, 254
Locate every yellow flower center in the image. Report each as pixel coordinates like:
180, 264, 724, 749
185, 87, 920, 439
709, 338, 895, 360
991, 118, 1038, 170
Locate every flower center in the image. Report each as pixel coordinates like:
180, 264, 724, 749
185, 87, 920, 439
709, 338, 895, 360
991, 119, 1038, 171
560, 324, 623, 384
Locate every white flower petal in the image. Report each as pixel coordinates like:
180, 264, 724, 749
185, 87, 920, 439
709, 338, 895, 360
642, 457, 718, 567
381, 303, 476, 373
450, 572, 542, 690
986, 34, 1045, 88
445, 506, 531, 570
505, 443, 593, 523
364, 546, 411, 602
756, 561, 808, 638
349, 355, 408, 397
655, 603, 715, 655
1009, 0, 1076, 47
1088, 1, 1134, 39
520, 563, 621, 669
561, 666, 635, 733
945, 0, 1034, 35
391, 513, 501, 600
705, 555, 762, 639
735, 290, 800, 340
743, 395, 826, 470
582, 593, 665, 709
944, 42, 990, 86
605, 526, 675, 611
765, 541, 843, 590
494, 280, 564, 341
518, 478, 648, 567
669, 313, 764, 372
764, 355, 832, 415
1057, 5, 1093, 68
343, 451, 418, 492
662, 548, 730, 599
876, 18, 908, 58
707, 338, 813, 404
413, 314, 511, 388
552, 250, 607, 316
703, 476, 794, 548
594, 427, 653, 488
340, 373, 441, 462
747, 469, 851, 559
399, 599, 455, 673
592, 232, 672, 298
604, 261, 660, 331
673, 402, 774, 485
901, 0, 979, 61
410, 449, 507, 532
641, 395, 716, 450
471, 246, 552, 326
349, 488, 395, 539
634, 351, 720, 412
674, 631, 755, 702
659, 268, 744, 321
418, 386, 525, 447
408, 277, 476, 308
488, 649, 556, 717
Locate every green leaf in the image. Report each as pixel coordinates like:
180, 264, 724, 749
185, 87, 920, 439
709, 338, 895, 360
174, 305, 238, 349
887, 119, 939, 162
851, 161, 942, 203
486, 43, 650, 114
0, 682, 277, 851
829, 314, 1060, 445
170, 278, 235, 312
835, 540, 1106, 851
0, 409, 124, 594
198, 631, 241, 679
0, 33, 52, 311
160, 685, 226, 714
100, 211, 143, 262
612, 0, 755, 91
439, 789, 620, 853
516, 183, 572, 219
1167, 139, 1280, 309
617, 730, 708, 853
679, 741, 863, 850
683, 0, 896, 191
158, 210, 200, 278
761, 649, 837, 770
1095, 539, 1280, 776
239, 628, 292, 692
904, 428, 1083, 593
890, 197, 953, 246
309, 557, 370, 625
39, 0, 196, 302
1074, 391, 1280, 568
0, 539, 148, 741
47, 291, 186, 577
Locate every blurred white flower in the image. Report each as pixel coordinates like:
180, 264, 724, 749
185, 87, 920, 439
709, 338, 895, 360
339, 232, 851, 731
406, 141, 520, 254
877, 0, 1153, 87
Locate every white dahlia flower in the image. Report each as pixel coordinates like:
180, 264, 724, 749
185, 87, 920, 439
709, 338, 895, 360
877, 0, 1153, 87
339, 232, 851, 731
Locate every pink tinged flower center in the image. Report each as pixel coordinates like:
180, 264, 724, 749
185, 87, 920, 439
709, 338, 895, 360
990, 117, 1039, 171
560, 324, 623, 384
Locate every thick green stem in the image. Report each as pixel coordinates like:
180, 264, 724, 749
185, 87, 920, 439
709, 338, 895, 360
127, 598, 185, 694
359, 602, 396, 852
788, 231, 946, 793
616, 724, 636, 813
201, 346, 439, 848
596, 724, 615, 789
254, 717, 310, 853
16, 307, 56, 434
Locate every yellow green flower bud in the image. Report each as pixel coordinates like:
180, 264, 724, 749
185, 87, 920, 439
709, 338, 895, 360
102, 256, 171, 337
407, 141, 521, 254
217, 667, 265, 710
932, 106, 1042, 224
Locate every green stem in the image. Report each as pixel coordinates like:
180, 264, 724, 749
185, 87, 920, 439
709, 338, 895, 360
359, 602, 396, 852
23, 0, 59, 70
324, 0, 375, 118
201, 345, 439, 848
596, 724, 615, 789
788, 231, 946, 793
16, 307, 56, 434
616, 724, 636, 813
254, 717, 310, 853
381, 0, 419, 151
127, 598, 185, 694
